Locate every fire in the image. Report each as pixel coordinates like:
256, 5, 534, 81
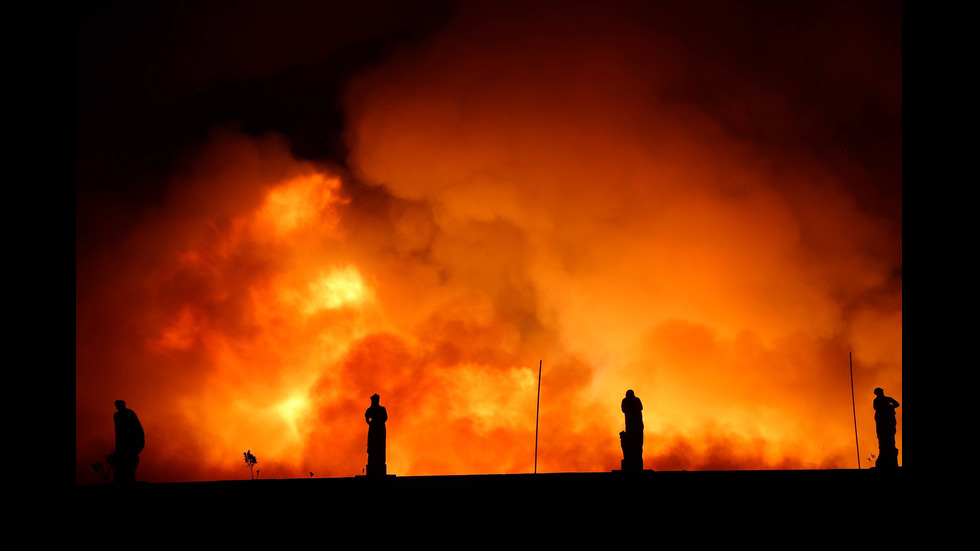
303, 266, 371, 313
76, 1, 901, 483
257, 173, 345, 238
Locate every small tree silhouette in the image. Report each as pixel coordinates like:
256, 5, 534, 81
243, 450, 258, 480
91, 457, 111, 484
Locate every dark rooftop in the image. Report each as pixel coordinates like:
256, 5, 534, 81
77, 468, 902, 547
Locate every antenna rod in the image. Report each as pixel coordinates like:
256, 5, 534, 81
850, 351, 860, 469
535, 359, 542, 474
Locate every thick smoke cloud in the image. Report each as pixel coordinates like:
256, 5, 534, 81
76, 0, 901, 483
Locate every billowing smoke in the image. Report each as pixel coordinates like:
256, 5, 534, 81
76, 0, 901, 482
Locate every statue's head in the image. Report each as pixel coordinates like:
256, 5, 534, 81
625, 389, 634, 398
874, 388, 884, 397
371, 393, 380, 403
114, 400, 126, 411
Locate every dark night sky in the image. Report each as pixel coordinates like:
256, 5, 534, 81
77, 1, 455, 248
76, 0, 901, 233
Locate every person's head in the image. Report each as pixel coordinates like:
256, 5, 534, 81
874, 388, 884, 397
114, 400, 126, 411
625, 389, 635, 399
371, 393, 380, 404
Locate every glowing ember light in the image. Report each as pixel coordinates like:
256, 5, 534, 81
155, 306, 199, 351
304, 266, 372, 314
257, 173, 346, 238
276, 395, 310, 435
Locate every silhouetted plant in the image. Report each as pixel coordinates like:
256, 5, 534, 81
243, 450, 258, 480
91, 457, 111, 483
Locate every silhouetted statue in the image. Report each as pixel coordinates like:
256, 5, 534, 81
873, 388, 900, 469
620, 389, 643, 471
365, 393, 388, 476
108, 400, 144, 483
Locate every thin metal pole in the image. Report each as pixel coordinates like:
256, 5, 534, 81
535, 359, 542, 474
850, 351, 861, 469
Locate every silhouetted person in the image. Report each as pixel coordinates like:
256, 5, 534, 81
109, 400, 144, 483
873, 388, 900, 469
365, 393, 388, 476
621, 389, 643, 470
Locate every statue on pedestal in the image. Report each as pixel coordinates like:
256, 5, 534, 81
873, 388, 900, 469
365, 393, 388, 476
620, 389, 643, 471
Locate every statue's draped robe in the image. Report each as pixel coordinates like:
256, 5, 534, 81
873, 395, 899, 468
620, 395, 644, 470
366, 404, 387, 467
